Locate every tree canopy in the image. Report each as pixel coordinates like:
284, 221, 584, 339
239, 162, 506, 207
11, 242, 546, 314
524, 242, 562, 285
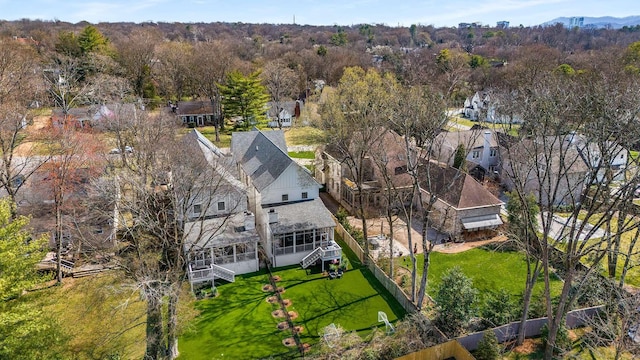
219, 70, 269, 129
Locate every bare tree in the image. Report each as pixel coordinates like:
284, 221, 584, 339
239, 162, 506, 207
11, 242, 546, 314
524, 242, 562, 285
262, 59, 298, 129
153, 41, 195, 101
389, 85, 448, 308
101, 109, 240, 359
497, 69, 640, 358
191, 40, 235, 141
41, 124, 103, 283
320, 67, 397, 264
0, 40, 48, 218
113, 27, 163, 98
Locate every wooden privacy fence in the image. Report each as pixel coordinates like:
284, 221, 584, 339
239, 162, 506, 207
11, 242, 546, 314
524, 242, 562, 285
334, 218, 420, 314
395, 340, 475, 360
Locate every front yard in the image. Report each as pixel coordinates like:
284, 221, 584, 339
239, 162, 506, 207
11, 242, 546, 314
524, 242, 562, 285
179, 242, 406, 359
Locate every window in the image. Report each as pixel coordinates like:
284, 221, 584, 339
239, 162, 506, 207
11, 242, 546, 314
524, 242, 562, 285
488, 165, 497, 173
302, 192, 308, 199
395, 166, 407, 175
489, 148, 497, 157
282, 194, 289, 202
217, 202, 225, 211
193, 204, 202, 215
472, 150, 480, 159
182, 116, 187, 123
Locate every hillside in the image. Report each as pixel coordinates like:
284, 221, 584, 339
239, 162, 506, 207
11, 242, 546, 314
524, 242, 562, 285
543, 15, 640, 28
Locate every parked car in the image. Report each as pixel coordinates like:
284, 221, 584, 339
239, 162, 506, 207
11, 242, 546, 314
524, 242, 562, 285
109, 146, 134, 154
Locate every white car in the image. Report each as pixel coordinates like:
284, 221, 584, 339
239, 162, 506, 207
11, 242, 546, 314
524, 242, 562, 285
109, 146, 134, 154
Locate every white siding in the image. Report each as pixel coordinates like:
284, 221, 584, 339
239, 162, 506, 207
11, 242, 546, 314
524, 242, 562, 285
261, 164, 320, 205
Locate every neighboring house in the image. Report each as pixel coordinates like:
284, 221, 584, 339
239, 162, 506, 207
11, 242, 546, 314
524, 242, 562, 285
51, 103, 136, 128
231, 129, 339, 269
463, 91, 522, 124
315, 129, 413, 217
181, 129, 260, 287
568, 133, 628, 183
267, 100, 302, 128
501, 136, 590, 207
416, 162, 504, 239
432, 129, 501, 181
173, 101, 217, 127
316, 127, 503, 239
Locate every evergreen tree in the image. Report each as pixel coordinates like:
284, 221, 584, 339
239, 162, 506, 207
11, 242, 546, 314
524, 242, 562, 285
434, 266, 477, 336
475, 331, 500, 360
219, 70, 270, 130
78, 25, 109, 55
453, 144, 466, 170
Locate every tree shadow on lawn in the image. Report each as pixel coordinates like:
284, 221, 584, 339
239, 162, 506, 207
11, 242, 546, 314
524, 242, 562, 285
359, 267, 407, 319
289, 270, 399, 339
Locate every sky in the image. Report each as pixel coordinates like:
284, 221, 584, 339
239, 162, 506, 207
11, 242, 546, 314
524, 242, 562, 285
1, 0, 639, 27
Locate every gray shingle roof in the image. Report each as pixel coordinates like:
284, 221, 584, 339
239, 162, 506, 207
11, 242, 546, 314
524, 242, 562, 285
266, 198, 335, 234
230, 130, 292, 191
176, 101, 214, 116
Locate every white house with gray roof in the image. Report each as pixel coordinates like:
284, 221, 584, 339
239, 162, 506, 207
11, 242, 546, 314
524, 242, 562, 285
231, 129, 340, 269
181, 130, 260, 288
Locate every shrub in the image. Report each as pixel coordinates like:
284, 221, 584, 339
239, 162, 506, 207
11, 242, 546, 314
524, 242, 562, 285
481, 289, 518, 327
475, 330, 500, 360
434, 267, 478, 337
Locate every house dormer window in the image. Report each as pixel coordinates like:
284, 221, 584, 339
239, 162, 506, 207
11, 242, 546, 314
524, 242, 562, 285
282, 194, 289, 202
472, 150, 480, 159
489, 148, 497, 157
193, 204, 202, 215
217, 202, 225, 211
302, 192, 308, 199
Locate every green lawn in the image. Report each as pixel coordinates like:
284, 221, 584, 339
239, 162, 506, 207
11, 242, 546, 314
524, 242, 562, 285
397, 247, 564, 301
288, 151, 315, 159
283, 126, 325, 146
179, 241, 406, 359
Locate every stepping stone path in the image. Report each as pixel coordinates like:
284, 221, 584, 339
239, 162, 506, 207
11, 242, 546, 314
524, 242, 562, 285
266, 274, 308, 353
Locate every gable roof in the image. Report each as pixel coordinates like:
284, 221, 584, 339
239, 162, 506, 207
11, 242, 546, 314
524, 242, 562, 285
419, 162, 503, 209
176, 101, 214, 116
183, 129, 244, 191
231, 130, 300, 192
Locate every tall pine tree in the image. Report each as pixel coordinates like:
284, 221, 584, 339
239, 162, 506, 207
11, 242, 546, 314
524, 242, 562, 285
218, 70, 269, 130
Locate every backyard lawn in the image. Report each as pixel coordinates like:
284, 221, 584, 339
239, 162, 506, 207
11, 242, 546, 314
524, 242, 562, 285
179, 241, 406, 359
397, 247, 564, 301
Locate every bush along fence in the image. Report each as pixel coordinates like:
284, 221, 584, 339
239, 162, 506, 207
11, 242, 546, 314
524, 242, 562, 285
333, 216, 608, 351
455, 305, 605, 352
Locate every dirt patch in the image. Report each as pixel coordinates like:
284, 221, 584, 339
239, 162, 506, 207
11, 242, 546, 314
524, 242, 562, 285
302, 343, 311, 352
277, 321, 289, 330
266, 296, 278, 304
271, 275, 281, 282
433, 235, 508, 254
282, 337, 296, 347
394, 266, 412, 287
282, 299, 292, 307
288, 311, 298, 320
262, 284, 274, 292
272, 309, 286, 318
508, 338, 541, 355
276, 287, 285, 294
293, 325, 304, 334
